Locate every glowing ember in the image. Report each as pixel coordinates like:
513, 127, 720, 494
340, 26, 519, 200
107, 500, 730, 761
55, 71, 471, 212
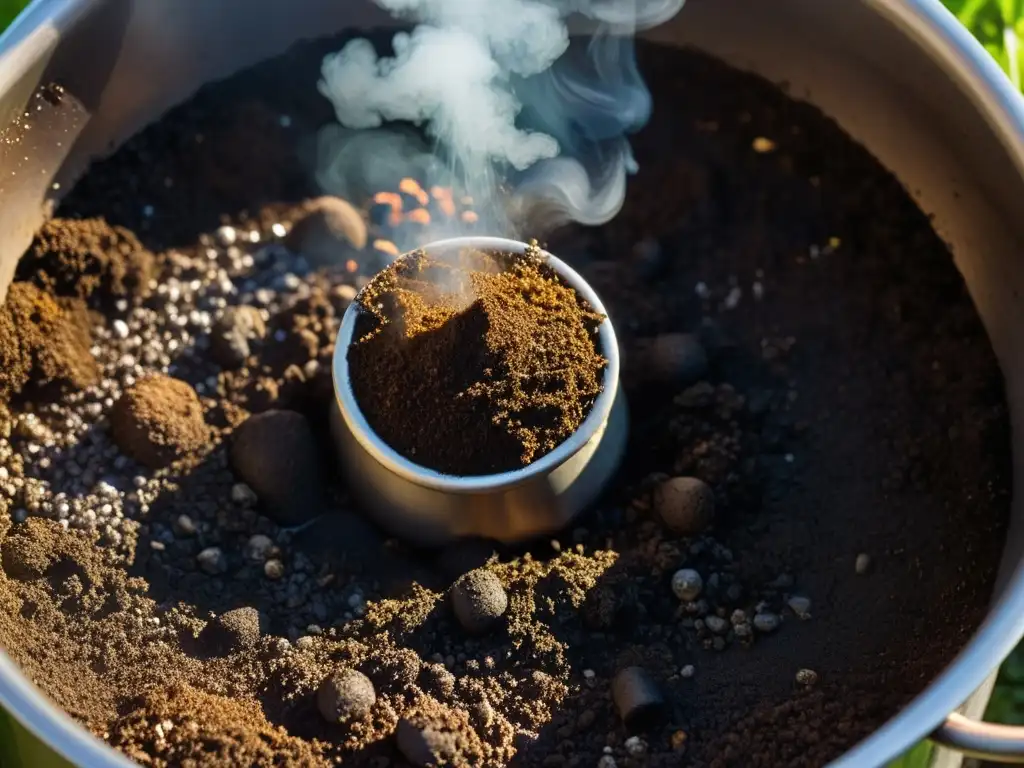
406, 209, 431, 225
398, 177, 430, 207
373, 239, 400, 256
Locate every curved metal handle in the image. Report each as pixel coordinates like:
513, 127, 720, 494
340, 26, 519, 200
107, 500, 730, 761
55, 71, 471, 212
932, 712, 1024, 763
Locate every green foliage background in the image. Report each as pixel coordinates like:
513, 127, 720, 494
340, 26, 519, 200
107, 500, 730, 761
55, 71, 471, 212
0, 0, 1020, 766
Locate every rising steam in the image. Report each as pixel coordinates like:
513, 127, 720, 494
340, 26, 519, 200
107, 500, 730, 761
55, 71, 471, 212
316, 0, 685, 243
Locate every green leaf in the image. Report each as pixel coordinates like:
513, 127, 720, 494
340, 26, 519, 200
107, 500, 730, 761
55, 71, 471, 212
887, 740, 935, 768
0, 0, 28, 32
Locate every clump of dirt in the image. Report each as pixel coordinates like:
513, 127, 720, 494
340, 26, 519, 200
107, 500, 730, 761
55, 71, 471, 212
106, 684, 323, 767
110, 375, 209, 469
19, 217, 155, 305
349, 246, 608, 475
0, 282, 98, 401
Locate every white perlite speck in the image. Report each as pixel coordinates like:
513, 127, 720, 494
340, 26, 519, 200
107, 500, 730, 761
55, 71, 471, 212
787, 595, 812, 619
231, 483, 258, 505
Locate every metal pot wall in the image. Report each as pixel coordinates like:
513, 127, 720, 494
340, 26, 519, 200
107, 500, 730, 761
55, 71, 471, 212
0, 0, 1022, 765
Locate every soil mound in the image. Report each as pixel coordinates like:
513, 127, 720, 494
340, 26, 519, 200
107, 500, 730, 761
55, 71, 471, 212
348, 246, 607, 475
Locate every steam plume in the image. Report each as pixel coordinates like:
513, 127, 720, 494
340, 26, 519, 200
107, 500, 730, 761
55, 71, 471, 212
316, 0, 685, 245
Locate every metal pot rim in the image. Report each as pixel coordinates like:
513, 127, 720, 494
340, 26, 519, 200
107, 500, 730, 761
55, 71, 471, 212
332, 236, 621, 492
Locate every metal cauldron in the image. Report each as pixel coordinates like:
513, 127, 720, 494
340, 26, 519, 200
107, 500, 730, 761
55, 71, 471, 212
0, 0, 1023, 765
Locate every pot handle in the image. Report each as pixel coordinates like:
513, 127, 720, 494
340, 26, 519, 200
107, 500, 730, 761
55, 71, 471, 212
932, 713, 1024, 762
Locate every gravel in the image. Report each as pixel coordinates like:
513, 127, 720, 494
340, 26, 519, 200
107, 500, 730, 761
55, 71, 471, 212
753, 612, 781, 633
197, 546, 227, 575
787, 595, 812, 619
210, 305, 266, 368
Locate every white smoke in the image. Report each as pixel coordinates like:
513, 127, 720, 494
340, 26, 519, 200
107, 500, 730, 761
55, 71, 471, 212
317, 0, 685, 238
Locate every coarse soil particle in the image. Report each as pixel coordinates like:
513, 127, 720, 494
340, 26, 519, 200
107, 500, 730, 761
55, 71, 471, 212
0, 282, 99, 402
19, 217, 155, 306
110, 375, 209, 469
349, 247, 607, 474
0, 35, 1011, 768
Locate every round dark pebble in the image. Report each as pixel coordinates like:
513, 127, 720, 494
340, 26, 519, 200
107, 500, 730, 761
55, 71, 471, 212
450, 568, 508, 634
285, 196, 367, 267
611, 666, 665, 728
316, 668, 377, 723
210, 305, 266, 369
198, 606, 264, 655
229, 409, 324, 526
653, 476, 715, 535
643, 333, 709, 384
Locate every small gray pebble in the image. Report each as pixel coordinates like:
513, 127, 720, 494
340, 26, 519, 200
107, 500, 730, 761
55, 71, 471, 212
197, 547, 227, 575
855, 553, 871, 574
211, 306, 265, 369
705, 615, 728, 634
671, 568, 703, 601
796, 668, 819, 687
450, 569, 507, 634
317, 668, 376, 723
787, 595, 812, 619
173, 514, 196, 537
729, 609, 747, 626
753, 612, 781, 633
680, 664, 695, 678
244, 534, 275, 562
611, 667, 664, 727
264, 558, 285, 580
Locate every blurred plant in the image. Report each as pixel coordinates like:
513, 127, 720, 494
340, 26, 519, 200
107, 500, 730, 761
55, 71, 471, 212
0, 0, 27, 32
946, 0, 1024, 88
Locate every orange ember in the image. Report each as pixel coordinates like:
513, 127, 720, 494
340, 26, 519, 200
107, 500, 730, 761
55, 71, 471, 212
345, 259, 359, 273
460, 210, 479, 224
399, 178, 430, 206
430, 186, 457, 217
373, 239, 400, 256
373, 191, 402, 211
406, 208, 431, 225
373, 191, 404, 225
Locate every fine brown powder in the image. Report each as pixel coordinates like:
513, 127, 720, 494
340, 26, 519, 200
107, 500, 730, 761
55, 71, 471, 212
347, 244, 608, 475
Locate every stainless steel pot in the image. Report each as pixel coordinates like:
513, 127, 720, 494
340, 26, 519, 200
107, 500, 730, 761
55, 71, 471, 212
331, 237, 628, 547
0, 0, 1023, 765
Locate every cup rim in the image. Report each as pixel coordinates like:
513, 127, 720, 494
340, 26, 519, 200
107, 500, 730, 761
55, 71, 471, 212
332, 236, 621, 493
